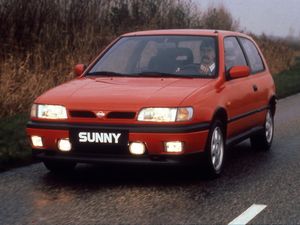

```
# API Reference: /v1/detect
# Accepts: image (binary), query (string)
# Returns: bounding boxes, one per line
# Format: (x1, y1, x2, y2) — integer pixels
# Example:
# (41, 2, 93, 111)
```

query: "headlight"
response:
(31, 104, 68, 119)
(137, 107, 193, 122)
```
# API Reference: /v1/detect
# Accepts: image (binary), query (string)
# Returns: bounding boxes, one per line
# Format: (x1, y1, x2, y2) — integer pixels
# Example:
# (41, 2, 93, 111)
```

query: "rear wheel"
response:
(202, 120, 226, 178)
(43, 160, 76, 173)
(250, 109, 274, 151)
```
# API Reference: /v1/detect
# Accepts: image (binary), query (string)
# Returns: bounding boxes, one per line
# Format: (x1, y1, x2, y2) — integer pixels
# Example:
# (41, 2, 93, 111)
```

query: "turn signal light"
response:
(164, 141, 183, 153)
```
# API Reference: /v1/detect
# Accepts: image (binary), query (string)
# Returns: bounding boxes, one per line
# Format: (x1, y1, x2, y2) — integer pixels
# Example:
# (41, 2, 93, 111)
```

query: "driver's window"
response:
(224, 37, 247, 71)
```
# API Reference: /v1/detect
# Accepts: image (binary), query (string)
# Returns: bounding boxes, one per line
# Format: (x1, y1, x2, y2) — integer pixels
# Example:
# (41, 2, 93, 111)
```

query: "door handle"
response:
(253, 84, 258, 92)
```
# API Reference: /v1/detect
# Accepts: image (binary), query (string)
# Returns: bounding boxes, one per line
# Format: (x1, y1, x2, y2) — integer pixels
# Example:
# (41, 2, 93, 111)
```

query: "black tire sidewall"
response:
(265, 110, 274, 147)
(250, 109, 274, 151)
(204, 120, 226, 176)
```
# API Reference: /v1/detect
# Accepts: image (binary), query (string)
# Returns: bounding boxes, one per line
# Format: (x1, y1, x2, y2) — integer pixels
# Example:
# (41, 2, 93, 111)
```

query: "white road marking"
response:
(228, 204, 267, 225)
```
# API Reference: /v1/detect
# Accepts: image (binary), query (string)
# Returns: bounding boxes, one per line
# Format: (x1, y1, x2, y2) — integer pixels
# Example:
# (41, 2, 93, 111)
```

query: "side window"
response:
(239, 38, 265, 73)
(224, 37, 247, 71)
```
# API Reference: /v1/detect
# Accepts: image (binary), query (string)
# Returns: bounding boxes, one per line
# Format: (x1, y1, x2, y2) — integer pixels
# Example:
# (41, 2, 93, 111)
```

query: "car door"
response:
(238, 37, 269, 127)
(223, 36, 256, 138)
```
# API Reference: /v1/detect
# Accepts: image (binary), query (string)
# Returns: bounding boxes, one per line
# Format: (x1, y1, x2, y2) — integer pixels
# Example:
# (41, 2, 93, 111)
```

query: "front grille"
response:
(69, 111, 96, 118)
(107, 112, 136, 119)
(69, 110, 136, 119)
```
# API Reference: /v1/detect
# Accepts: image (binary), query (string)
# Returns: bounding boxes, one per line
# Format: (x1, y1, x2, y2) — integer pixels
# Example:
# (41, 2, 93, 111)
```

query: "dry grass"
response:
(1, 52, 73, 116)
(0, 0, 296, 118)
(253, 34, 295, 74)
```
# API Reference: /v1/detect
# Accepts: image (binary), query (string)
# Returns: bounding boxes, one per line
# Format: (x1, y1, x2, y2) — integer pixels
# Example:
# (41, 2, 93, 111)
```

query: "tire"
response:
(202, 120, 226, 178)
(43, 160, 76, 173)
(250, 109, 274, 151)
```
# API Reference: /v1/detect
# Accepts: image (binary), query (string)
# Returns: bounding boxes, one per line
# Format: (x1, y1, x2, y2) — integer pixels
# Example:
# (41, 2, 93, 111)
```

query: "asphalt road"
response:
(1, 94, 300, 225)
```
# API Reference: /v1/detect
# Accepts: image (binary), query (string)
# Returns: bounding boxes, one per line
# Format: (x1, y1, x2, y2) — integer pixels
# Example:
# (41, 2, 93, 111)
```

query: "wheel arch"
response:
(211, 107, 228, 136)
(269, 95, 277, 116)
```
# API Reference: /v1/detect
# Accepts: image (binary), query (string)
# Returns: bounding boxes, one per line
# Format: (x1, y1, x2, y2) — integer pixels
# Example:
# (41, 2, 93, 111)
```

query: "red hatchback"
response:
(27, 29, 276, 177)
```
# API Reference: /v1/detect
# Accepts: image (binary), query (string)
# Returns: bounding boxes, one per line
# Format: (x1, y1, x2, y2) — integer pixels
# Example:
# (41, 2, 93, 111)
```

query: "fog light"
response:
(129, 142, 146, 155)
(31, 136, 43, 147)
(165, 141, 183, 153)
(58, 138, 72, 151)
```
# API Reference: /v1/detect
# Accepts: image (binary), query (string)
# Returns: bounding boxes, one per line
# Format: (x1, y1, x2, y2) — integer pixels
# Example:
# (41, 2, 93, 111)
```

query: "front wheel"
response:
(43, 160, 76, 173)
(250, 109, 274, 151)
(202, 120, 226, 177)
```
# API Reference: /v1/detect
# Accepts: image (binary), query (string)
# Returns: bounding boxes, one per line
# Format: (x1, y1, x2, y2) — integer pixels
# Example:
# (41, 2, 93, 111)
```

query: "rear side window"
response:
(224, 37, 247, 71)
(239, 38, 265, 73)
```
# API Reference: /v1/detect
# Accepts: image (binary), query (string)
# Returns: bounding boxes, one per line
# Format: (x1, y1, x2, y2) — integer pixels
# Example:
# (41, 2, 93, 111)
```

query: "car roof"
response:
(122, 29, 249, 38)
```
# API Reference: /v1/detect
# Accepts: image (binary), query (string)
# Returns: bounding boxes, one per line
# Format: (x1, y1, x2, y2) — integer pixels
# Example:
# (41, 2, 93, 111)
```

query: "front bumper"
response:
(27, 121, 210, 164)
(32, 150, 205, 166)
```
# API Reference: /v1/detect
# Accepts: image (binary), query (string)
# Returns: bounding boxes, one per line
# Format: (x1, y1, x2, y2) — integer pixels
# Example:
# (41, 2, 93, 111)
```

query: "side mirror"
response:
(74, 64, 86, 77)
(229, 66, 250, 79)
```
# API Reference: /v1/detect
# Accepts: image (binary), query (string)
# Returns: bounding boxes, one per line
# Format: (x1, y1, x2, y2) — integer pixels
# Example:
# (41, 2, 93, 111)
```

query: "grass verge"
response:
(0, 60, 299, 171)
(274, 57, 300, 98)
(0, 114, 32, 171)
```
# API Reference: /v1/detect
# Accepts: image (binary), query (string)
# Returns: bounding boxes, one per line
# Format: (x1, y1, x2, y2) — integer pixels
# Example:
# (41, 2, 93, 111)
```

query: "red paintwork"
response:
(34, 77, 213, 120)
(26, 29, 276, 159)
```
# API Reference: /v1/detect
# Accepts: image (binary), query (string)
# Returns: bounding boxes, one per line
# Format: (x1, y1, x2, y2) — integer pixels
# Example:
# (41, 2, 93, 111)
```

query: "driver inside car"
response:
(199, 40, 216, 76)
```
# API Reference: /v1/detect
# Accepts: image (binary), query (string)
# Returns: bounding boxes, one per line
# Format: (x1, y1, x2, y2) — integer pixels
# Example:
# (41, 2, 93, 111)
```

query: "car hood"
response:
(36, 77, 213, 111)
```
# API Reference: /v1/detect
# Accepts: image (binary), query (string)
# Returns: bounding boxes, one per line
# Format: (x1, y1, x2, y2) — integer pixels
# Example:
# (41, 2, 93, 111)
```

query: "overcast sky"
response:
(193, 0, 300, 38)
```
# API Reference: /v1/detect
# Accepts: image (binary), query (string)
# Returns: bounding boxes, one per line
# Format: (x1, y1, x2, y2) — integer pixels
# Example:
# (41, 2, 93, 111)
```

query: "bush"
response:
(201, 5, 239, 31)
(253, 34, 295, 74)
(0, 114, 32, 170)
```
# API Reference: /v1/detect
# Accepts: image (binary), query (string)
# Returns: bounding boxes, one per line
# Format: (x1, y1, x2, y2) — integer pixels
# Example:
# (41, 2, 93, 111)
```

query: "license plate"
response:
(70, 129, 128, 148)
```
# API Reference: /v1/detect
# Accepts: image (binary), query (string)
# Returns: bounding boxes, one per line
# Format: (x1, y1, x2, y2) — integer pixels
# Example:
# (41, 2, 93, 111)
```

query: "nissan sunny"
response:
(26, 29, 276, 177)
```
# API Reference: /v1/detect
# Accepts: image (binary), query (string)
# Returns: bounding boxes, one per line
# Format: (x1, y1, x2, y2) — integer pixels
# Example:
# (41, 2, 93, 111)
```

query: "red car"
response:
(26, 29, 276, 177)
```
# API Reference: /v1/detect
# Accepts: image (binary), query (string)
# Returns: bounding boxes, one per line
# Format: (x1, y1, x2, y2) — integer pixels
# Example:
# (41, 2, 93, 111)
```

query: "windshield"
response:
(87, 35, 218, 78)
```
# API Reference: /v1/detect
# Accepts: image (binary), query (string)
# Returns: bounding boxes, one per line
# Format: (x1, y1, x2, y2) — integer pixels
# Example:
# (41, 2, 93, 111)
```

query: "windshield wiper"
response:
(86, 71, 128, 76)
(87, 71, 196, 78)
(134, 71, 196, 78)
